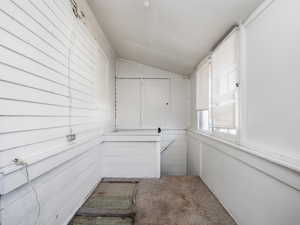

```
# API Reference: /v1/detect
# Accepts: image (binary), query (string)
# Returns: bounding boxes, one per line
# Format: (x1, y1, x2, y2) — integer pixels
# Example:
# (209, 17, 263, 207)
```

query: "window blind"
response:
(211, 29, 239, 129)
(196, 61, 210, 111)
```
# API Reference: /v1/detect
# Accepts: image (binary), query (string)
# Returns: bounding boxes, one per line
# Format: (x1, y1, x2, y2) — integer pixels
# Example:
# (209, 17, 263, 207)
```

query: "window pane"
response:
(197, 110, 209, 131)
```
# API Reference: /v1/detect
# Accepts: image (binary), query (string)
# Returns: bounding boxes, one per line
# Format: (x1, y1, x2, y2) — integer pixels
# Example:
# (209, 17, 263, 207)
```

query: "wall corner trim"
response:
(243, 0, 276, 27)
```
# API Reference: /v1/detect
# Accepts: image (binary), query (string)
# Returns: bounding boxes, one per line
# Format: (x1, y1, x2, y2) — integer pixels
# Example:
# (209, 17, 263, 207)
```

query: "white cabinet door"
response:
(168, 79, 188, 129)
(116, 79, 141, 129)
(142, 79, 170, 129)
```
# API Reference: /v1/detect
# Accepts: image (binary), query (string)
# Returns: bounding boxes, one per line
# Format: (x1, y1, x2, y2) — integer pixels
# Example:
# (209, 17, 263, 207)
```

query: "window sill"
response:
(189, 129, 300, 175)
(195, 129, 237, 143)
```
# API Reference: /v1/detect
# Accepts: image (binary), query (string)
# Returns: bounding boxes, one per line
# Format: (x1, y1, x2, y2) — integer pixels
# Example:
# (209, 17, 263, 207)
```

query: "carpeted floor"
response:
(135, 176, 237, 225)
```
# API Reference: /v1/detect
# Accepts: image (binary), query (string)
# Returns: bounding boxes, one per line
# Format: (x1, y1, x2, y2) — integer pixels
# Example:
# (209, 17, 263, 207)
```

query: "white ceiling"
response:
(87, 0, 264, 75)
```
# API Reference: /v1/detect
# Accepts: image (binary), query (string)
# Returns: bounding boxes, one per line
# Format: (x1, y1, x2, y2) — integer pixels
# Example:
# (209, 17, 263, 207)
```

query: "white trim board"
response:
(243, 0, 276, 27)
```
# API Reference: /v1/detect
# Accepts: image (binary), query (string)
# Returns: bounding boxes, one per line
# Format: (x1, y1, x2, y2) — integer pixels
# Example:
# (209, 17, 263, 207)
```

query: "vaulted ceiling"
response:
(87, 0, 264, 75)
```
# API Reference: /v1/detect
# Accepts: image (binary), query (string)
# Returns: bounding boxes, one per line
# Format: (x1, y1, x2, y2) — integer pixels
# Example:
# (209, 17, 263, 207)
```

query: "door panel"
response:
(142, 79, 170, 129)
(116, 79, 141, 129)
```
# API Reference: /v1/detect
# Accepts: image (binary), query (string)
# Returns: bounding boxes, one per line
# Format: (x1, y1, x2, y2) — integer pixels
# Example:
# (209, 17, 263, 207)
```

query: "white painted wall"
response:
(161, 130, 187, 176)
(187, 134, 201, 176)
(242, 0, 300, 158)
(0, 1, 116, 225)
(187, 0, 300, 225)
(142, 79, 170, 129)
(187, 131, 300, 225)
(101, 131, 160, 178)
(116, 79, 141, 129)
(116, 59, 189, 175)
(116, 58, 189, 130)
(101, 139, 160, 178)
(189, 70, 198, 130)
(117, 58, 185, 79)
(116, 78, 171, 129)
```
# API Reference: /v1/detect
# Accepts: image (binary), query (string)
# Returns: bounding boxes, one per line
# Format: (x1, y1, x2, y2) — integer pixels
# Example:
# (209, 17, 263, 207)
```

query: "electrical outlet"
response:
(66, 133, 76, 142)
(12, 158, 27, 166)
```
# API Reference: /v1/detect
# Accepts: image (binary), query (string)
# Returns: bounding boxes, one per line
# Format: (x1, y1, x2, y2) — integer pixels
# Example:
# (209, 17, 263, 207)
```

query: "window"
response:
(211, 29, 239, 137)
(195, 28, 239, 141)
(197, 110, 209, 131)
(196, 60, 211, 132)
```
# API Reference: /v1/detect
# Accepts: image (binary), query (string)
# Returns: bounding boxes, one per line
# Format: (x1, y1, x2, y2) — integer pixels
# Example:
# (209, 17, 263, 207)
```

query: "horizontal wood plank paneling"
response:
(0, 0, 111, 169)
(0, 130, 102, 168)
(0, 80, 69, 106)
(1, 145, 101, 225)
(0, 63, 68, 96)
(0, 1, 114, 225)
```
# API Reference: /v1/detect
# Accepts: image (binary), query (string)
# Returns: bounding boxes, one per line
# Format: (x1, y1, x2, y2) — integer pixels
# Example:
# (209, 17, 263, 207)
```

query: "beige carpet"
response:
(135, 176, 237, 225)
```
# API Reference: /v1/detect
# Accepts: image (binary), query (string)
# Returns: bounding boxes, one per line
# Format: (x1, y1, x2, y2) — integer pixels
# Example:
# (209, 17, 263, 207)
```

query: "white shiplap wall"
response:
(0, 0, 109, 171)
(0, 0, 115, 225)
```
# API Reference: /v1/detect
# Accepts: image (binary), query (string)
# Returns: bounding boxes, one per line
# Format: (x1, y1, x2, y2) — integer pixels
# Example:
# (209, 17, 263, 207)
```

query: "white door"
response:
(116, 79, 141, 129)
(142, 79, 170, 129)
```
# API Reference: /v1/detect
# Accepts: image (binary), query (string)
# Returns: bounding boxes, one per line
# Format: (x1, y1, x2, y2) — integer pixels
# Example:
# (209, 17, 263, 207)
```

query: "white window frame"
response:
(197, 109, 210, 131)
